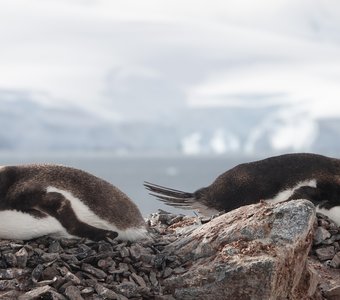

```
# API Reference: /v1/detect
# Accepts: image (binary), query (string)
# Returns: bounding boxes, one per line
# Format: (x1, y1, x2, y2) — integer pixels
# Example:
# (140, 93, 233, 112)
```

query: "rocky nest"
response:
(312, 213, 340, 267)
(0, 209, 339, 300)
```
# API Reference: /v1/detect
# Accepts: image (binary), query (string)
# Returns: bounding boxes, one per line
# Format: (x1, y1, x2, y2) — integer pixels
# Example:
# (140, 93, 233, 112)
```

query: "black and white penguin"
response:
(0, 164, 148, 241)
(144, 153, 340, 225)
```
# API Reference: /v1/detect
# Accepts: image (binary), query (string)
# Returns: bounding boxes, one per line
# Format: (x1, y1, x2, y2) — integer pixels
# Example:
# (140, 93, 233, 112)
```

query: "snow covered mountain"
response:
(1, 97, 340, 156)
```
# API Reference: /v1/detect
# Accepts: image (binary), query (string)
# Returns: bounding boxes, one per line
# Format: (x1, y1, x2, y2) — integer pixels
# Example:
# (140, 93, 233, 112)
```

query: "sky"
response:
(1, 0, 340, 154)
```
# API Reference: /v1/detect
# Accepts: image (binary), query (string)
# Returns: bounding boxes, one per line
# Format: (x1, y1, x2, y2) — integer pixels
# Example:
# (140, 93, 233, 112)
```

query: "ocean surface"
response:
(0, 153, 259, 217)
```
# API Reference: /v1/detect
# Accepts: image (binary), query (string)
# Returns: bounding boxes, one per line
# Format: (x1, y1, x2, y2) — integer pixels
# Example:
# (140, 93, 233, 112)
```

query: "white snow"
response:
(210, 130, 227, 154)
(209, 129, 240, 154)
(245, 108, 320, 154)
(181, 132, 202, 155)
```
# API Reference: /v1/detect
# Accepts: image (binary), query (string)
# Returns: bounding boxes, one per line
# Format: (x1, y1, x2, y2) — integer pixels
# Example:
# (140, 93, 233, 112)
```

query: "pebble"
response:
(315, 246, 335, 261)
(131, 272, 147, 287)
(48, 241, 61, 253)
(323, 285, 340, 300)
(94, 283, 118, 299)
(31, 264, 44, 283)
(313, 226, 331, 245)
(81, 263, 107, 280)
(330, 252, 340, 268)
(313, 213, 340, 266)
(17, 285, 54, 300)
(0, 268, 29, 280)
(15, 248, 28, 268)
(3, 252, 17, 268)
(64, 285, 84, 300)
(149, 271, 158, 287)
(42, 252, 60, 262)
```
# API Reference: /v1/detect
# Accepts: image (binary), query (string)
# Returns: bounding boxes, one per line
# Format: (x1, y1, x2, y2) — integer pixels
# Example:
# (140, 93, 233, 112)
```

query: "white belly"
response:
(266, 179, 317, 204)
(262, 179, 340, 226)
(0, 210, 74, 240)
(316, 206, 340, 226)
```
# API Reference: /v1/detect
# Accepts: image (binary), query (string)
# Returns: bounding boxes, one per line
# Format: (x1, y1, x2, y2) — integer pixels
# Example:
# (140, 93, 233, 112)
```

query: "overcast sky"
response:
(1, 0, 340, 122)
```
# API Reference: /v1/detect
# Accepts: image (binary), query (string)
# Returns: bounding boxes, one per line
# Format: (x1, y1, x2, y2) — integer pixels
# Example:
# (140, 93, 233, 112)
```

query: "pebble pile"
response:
(0, 210, 193, 300)
(312, 213, 340, 268)
(0, 209, 339, 299)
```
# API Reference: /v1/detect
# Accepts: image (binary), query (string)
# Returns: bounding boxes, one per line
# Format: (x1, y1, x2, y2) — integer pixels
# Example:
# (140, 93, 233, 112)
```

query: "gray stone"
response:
(114, 282, 139, 298)
(18, 285, 53, 300)
(313, 227, 331, 245)
(46, 290, 67, 300)
(31, 264, 43, 283)
(97, 257, 114, 269)
(131, 272, 147, 287)
(80, 287, 94, 295)
(149, 271, 158, 287)
(163, 267, 173, 278)
(323, 285, 340, 300)
(41, 252, 60, 262)
(0, 279, 20, 291)
(95, 283, 118, 299)
(330, 252, 340, 268)
(173, 267, 186, 274)
(328, 222, 339, 235)
(129, 244, 142, 260)
(0, 268, 28, 279)
(81, 263, 107, 279)
(3, 252, 17, 267)
(48, 241, 61, 253)
(321, 235, 336, 245)
(15, 248, 28, 268)
(154, 295, 176, 300)
(42, 266, 59, 281)
(315, 246, 335, 261)
(0, 290, 22, 299)
(163, 200, 316, 299)
(58, 267, 81, 285)
(120, 247, 130, 258)
(98, 242, 113, 253)
(64, 286, 84, 300)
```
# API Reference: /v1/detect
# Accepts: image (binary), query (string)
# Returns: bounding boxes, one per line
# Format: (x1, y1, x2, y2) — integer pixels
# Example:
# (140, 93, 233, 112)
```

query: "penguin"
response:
(144, 153, 340, 225)
(0, 164, 148, 241)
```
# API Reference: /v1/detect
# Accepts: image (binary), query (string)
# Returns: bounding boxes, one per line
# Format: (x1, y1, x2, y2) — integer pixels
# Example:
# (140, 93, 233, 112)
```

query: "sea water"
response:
(0, 153, 257, 216)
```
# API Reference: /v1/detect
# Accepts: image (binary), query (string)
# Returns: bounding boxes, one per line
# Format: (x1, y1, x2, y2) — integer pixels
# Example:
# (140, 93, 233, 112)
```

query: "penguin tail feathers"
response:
(143, 181, 196, 210)
(144, 182, 218, 216)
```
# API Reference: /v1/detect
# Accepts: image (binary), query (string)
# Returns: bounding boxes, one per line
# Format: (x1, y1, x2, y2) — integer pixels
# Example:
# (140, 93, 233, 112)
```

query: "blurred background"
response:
(1, 0, 340, 215)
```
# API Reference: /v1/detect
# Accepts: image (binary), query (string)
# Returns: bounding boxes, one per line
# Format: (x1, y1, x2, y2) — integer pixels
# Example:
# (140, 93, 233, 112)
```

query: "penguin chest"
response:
(316, 206, 340, 226)
(266, 179, 317, 204)
(0, 210, 73, 240)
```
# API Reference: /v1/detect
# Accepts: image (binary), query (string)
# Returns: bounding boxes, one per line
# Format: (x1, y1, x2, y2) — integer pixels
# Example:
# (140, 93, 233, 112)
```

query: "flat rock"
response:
(315, 246, 335, 261)
(64, 285, 84, 300)
(323, 285, 340, 300)
(314, 227, 331, 245)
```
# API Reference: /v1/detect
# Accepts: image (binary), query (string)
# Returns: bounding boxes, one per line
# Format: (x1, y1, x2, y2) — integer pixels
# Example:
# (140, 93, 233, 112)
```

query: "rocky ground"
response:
(0, 207, 339, 299)
(309, 213, 340, 300)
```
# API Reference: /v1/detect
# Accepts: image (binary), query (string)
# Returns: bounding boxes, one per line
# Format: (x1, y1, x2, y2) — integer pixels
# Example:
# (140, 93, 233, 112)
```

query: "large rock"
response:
(162, 200, 317, 299)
